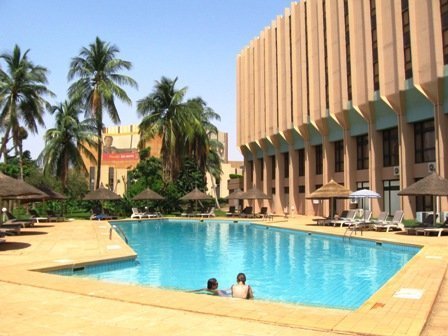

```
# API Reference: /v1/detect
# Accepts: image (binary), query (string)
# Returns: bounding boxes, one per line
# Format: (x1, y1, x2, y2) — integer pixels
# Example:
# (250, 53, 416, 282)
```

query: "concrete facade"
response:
(237, 0, 448, 219)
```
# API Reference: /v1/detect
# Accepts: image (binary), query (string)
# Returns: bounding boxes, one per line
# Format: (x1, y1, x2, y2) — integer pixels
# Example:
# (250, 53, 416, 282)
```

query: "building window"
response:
(402, 0, 413, 79)
(415, 178, 434, 212)
(383, 180, 400, 215)
(108, 167, 114, 191)
(442, 0, 448, 64)
(414, 120, 435, 163)
(298, 149, 305, 176)
(271, 187, 276, 195)
(315, 145, 323, 175)
(89, 167, 95, 191)
(383, 127, 399, 167)
(334, 140, 344, 173)
(356, 135, 369, 170)
(271, 156, 276, 179)
(284, 186, 289, 194)
(298, 185, 305, 193)
(259, 158, 264, 181)
(284, 153, 289, 178)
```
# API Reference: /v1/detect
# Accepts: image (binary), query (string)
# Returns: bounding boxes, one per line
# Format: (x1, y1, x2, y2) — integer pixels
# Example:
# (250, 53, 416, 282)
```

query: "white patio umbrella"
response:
(349, 189, 381, 221)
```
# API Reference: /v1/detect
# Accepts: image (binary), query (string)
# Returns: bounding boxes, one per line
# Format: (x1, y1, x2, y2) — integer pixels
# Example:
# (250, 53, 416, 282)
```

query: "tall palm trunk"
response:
(0, 127, 11, 162)
(96, 124, 102, 190)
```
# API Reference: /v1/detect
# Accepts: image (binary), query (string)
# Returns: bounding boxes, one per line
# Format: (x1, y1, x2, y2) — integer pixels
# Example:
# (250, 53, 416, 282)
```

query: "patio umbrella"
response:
(349, 189, 381, 221)
(84, 185, 122, 201)
(12, 185, 67, 202)
(0, 172, 48, 199)
(307, 179, 352, 218)
(180, 187, 213, 213)
(133, 188, 165, 201)
(226, 188, 244, 200)
(398, 172, 448, 226)
(84, 185, 121, 214)
(240, 187, 271, 200)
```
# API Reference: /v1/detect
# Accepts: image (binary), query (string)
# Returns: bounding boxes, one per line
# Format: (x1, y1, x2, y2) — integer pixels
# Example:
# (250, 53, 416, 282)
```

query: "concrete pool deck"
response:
(0, 216, 447, 335)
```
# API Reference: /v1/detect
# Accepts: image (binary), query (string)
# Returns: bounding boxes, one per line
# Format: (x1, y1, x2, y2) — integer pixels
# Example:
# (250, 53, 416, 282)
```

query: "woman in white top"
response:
(231, 273, 254, 299)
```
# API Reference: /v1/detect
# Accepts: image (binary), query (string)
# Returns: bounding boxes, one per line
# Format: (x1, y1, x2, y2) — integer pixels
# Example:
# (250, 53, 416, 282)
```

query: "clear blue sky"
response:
(0, 0, 294, 160)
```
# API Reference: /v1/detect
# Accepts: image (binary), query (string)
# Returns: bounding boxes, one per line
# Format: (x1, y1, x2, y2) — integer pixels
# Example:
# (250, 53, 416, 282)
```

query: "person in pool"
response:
(192, 278, 228, 296)
(231, 273, 254, 299)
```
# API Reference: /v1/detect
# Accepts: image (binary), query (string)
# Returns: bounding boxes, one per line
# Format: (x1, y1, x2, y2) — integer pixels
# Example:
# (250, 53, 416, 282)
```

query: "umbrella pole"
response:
(433, 195, 437, 226)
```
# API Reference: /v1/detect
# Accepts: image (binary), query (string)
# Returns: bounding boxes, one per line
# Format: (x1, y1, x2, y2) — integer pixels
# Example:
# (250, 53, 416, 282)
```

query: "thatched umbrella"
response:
(84, 185, 121, 215)
(133, 188, 164, 200)
(180, 187, 213, 213)
(307, 179, 352, 218)
(0, 172, 48, 199)
(398, 172, 448, 226)
(240, 187, 271, 200)
(226, 188, 244, 200)
(84, 185, 121, 201)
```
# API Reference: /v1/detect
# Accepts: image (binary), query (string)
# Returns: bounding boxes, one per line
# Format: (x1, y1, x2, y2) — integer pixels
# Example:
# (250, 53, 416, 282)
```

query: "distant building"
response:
(86, 125, 243, 197)
(237, 1, 448, 219)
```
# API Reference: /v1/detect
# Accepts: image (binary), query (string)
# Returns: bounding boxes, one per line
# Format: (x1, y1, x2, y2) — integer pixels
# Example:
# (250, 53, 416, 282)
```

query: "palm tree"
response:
(0, 45, 53, 179)
(68, 37, 137, 189)
(186, 97, 221, 174)
(137, 77, 197, 182)
(39, 100, 97, 191)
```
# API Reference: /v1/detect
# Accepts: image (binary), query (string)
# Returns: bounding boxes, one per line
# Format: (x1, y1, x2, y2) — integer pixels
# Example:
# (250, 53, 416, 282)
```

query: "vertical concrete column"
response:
(368, 118, 383, 215)
(262, 147, 273, 212)
(289, 144, 299, 216)
(304, 140, 315, 215)
(243, 153, 251, 209)
(344, 128, 356, 210)
(321, 135, 332, 217)
(435, 98, 448, 211)
(274, 149, 284, 215)
(398, 112, 415, 219)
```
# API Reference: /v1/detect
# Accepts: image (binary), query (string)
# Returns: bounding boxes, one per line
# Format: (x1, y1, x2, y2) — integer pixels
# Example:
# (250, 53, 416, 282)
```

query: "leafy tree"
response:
(39, 99, 97, 191)
(0, 45, 53, 179)
(137, 77, 197, 182)
(68, 37, 137, 189)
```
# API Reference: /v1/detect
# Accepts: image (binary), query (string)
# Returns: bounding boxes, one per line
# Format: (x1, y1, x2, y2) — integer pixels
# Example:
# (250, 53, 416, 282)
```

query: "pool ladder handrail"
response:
(110, 225, 128, 244)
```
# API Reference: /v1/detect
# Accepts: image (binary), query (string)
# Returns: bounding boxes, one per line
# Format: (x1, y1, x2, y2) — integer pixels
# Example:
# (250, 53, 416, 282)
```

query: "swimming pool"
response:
(54, 219, 419, 309)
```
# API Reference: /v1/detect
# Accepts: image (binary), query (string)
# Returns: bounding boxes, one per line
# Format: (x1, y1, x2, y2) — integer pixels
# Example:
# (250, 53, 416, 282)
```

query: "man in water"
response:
(192, 278, 228, 296)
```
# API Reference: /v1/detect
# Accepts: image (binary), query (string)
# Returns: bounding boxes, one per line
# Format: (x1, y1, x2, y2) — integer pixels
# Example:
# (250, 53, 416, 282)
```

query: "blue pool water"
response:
(54, 219, 419, 309)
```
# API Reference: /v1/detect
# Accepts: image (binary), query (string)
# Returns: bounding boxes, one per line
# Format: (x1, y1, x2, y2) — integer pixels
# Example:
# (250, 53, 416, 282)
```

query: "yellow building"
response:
(237, 0, 448, 219)
(88, 126, 242, 198)
(87, 124, 162, 195)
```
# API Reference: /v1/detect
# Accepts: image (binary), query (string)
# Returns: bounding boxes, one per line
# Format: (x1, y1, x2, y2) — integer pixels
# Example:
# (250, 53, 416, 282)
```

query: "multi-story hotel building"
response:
(237, 0, 448, 219)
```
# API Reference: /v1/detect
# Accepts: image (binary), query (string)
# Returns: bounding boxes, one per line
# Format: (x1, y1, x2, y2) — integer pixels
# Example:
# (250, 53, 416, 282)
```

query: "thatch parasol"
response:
(398, 172, 448, 226)
(133, 188, 164, 200)
(84, 185, 122, 201)
(307, 179, 352, 218)
(13, 185, 67, 202)
(240, 187, 271, 200)
(0, 172, 48, 199)
(180, 187, 212, 213)
(180, 188, 213, 201)
(226, 188, 244, 200)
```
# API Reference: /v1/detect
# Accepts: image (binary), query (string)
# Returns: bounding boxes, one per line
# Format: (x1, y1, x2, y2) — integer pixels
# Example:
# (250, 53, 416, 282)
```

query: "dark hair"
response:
(236, 273, 246, 283)
(207, 278, 218, 289)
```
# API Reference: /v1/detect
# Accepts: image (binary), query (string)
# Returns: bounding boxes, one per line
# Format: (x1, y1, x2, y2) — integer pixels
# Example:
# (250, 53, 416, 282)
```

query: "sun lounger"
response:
(405, 214, 438, 235)
(331, 210, 357, 227)
(46, 210, 65, 222)
(28, 209, 49, 223)
(255, 207, 268, 219)
(200, 207, 215, 218)
(226, 206, 237, 217)
(2, 210, 34, 228)
(130, 207, 147, 219)
(239, 206, 253, 218)
(373, 210, 404, 232)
